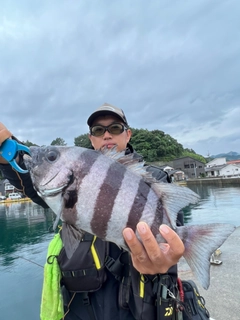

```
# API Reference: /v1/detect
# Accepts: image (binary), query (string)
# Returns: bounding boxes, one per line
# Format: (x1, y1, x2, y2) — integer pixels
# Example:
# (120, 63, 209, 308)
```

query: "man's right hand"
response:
(0, 122, 12, 163)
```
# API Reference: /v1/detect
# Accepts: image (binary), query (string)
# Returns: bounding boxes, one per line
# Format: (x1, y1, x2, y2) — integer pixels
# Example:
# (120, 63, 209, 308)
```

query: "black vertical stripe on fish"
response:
(62, 150, 100, 225)
(126, 178, 151, 231)
(78, 150, 101, 179)
(150, 200, 165, 238)
(90, 161, 127, 239)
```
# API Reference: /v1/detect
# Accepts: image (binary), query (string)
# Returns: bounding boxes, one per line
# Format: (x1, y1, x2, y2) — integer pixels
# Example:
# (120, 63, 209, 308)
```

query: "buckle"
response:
(83, 296, 90, 306)
(105, 256, 116, 269)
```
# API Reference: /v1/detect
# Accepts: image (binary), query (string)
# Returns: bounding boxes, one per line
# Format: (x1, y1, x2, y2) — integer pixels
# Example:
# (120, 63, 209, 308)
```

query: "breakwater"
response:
(186, 177, 240, 186)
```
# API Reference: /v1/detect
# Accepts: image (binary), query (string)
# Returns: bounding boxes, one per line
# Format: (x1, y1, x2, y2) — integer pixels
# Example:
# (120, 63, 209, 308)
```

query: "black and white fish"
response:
(24, 146, 235, 289)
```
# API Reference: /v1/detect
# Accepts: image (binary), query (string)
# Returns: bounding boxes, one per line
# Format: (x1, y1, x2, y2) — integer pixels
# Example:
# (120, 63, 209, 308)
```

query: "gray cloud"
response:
(0, 0, 240, 156)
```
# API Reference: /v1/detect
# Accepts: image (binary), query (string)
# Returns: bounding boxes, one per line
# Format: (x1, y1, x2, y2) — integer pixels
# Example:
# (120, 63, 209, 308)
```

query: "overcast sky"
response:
(1, 0, 240, 156)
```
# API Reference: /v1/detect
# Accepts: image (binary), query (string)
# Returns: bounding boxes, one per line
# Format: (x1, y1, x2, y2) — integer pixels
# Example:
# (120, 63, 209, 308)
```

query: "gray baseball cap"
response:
(87, 103, 129, 127)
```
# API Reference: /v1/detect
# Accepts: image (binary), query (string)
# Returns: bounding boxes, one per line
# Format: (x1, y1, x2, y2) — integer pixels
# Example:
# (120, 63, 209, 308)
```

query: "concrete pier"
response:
(178, 227, 240, 320)
(186, 177, 240, 186)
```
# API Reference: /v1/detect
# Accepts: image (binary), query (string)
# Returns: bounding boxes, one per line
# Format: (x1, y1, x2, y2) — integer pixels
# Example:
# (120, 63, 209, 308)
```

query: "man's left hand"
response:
(122, 222, 184, 274)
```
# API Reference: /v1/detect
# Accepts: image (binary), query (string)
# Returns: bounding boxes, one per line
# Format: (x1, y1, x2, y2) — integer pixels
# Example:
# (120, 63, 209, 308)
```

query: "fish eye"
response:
(46, 149, 59, 163)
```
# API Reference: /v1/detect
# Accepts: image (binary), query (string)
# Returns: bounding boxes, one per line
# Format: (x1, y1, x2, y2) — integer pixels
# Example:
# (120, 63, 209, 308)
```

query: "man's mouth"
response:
(103, 143, 116, 149)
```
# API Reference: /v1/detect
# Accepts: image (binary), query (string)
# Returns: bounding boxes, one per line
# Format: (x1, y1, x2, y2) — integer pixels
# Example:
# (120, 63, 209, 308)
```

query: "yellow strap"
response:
(140, 274, 145, 298)
(91, 235, 101, 270)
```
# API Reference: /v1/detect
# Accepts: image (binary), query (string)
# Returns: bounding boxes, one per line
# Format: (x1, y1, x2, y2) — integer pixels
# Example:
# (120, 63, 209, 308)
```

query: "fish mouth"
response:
(38, 171, 74, 197)
(39, 185, 67, 197)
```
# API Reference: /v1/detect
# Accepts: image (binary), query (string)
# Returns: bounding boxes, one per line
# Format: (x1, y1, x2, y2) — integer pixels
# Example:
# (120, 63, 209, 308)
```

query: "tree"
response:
(181, 150, 207, 164)
(74, 134, 92, 148)
(130, 128, 184, 162)
(51, 138, 67, 146)
(22, 140, 38, 147)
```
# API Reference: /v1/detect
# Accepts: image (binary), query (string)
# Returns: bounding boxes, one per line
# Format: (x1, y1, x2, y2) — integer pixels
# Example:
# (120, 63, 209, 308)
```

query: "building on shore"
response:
(171, 156, 205, 179)
(205, 157, 240, 178)
(205, 163, 240, 178)
(1, 179, 20, 195)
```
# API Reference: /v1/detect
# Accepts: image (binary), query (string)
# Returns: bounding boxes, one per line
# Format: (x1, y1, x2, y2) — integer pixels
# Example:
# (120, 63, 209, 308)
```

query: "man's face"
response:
(89, 115, 132, 152)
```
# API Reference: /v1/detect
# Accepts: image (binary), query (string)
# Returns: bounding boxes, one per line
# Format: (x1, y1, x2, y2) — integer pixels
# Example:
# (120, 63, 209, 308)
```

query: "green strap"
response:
(40, 233, 64, 320)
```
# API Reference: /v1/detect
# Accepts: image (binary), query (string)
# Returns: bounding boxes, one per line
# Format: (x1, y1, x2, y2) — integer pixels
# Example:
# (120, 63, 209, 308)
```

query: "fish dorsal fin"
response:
(99, 146, 126, 160)
(100, 146, 155, 182)
(151, 182, 200, 228)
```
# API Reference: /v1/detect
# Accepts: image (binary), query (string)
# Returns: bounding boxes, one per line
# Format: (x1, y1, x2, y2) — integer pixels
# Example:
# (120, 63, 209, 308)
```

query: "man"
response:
(0, 103, 184, 319)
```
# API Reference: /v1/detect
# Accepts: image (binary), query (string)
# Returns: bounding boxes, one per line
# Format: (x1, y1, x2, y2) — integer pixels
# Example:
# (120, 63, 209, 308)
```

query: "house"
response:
(168, 169, 185, 181)
(227, 159, 240, 165)
(3, 179, 18, 195)
(205, 163, 240, 178)
(220, 164, 240, 177)
(205, 157, 240, 177)
(206, 157, 226, 168)
(172, 157, 205, 179)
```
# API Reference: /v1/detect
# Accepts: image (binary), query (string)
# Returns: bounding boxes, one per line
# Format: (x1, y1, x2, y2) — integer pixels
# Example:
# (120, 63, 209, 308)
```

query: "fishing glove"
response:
(0, 122, 12, 145)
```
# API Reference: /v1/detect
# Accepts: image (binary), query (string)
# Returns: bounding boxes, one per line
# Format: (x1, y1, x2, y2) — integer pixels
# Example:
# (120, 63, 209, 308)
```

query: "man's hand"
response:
(122, 222, 184, 274)
(0, 122, 12, 163)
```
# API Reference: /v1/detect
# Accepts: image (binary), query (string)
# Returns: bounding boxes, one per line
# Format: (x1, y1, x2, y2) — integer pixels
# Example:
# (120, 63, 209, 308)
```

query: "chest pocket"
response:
(57, 233, 108, 292)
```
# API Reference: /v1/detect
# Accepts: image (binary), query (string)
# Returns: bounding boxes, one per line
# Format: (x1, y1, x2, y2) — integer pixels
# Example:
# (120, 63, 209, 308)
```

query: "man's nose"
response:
(103, 130, 112, 138)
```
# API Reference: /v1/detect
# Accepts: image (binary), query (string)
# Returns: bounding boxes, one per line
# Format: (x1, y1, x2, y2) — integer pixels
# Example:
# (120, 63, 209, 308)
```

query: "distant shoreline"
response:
(0, 198, 32, 204)
(186, 177, 240, 185)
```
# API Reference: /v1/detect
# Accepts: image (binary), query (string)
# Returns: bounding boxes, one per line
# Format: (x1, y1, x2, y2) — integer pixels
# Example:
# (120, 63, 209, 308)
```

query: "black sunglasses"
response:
(90, 123, 128, 137)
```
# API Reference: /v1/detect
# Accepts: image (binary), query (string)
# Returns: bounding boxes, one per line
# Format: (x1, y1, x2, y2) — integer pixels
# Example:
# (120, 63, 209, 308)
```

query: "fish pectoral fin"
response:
(61, 223, 84, 259)
(178, 223, 235, 289)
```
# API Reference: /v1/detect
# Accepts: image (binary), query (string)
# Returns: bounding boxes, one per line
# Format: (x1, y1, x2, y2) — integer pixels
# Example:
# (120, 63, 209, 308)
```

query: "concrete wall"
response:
(186, 177, 240, 186)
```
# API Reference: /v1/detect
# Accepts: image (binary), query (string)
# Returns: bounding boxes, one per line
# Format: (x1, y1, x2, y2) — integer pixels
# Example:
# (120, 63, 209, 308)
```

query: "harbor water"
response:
(0, 184, 239, 320)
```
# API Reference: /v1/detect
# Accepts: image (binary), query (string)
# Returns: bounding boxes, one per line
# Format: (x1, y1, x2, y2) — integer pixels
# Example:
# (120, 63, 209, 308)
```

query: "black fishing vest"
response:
(57, 232, 181, 320)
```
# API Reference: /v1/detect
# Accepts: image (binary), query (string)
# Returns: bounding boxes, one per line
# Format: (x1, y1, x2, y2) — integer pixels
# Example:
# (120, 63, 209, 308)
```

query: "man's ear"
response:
(126, 129, 132, 142)
(88, 133, 94, 148)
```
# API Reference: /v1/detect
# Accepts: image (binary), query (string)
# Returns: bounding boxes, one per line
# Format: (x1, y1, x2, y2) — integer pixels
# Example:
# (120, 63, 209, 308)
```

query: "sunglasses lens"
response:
(90, 123, 125, 136)
(91, 126, 105, 136)
(108, 123, 124, 134)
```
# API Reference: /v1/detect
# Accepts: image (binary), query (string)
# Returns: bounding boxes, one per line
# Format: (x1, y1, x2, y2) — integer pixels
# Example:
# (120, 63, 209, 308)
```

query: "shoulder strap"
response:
(81, 292, 96, 320)
(105, 251, 130, 281)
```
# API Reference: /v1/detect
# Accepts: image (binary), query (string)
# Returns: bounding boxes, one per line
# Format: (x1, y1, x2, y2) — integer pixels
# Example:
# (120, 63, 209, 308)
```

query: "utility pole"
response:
(194, 162, 197, 178)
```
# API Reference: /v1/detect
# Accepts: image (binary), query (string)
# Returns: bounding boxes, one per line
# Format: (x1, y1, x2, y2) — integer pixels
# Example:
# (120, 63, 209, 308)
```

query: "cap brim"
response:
(87, 110, 127, 127)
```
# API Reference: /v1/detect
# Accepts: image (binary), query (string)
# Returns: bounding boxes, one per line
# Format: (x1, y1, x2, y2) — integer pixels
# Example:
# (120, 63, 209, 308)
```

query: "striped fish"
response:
(24, 146, 235, 289)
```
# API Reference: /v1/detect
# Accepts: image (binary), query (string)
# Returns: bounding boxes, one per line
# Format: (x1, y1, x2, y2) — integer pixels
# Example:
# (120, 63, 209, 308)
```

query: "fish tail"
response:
(177, 223, 235, 289)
